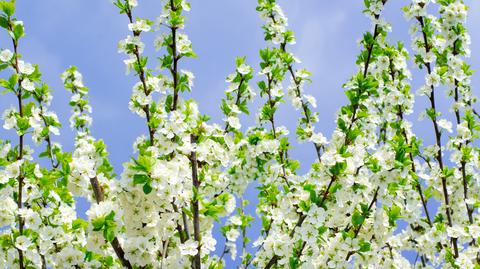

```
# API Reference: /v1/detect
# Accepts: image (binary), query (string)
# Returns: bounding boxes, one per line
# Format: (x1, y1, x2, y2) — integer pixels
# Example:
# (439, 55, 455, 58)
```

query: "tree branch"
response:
(190, 134, 201, 269)
(90, 176, 133, 269)
(417, 16, 458, 257)
(125, 5, 155, 145)
(10, 21, 26, 269)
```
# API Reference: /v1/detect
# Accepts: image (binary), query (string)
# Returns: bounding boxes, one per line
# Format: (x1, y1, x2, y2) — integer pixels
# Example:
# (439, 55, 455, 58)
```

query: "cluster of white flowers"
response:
(259, 1, 327, 154)
(62, 66, 129, 268)
(403, 0, 480, 267)
(0, 7, 92, 268)
(112, 0, 256, 267)
(221, 57, 254, 132)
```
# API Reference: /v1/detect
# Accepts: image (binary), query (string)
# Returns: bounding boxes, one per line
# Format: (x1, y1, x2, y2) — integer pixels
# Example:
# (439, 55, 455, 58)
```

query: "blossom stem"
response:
(316, 0, 385, 224)
(271, 11, 321, 160)
(323, 10, 383, 201)
(218, 239, 229, 261)
(172, 202, 189, 243)
(169, 0, 181, 111)
(31, 91, 60, 168)
(65, 79, 134, 268)
(36, 245, 47, 269)
(450, 41, 478, 253)
(12, 36, 52, 269)
(9, 21, 26, 269)
(302, 3, 388, 264)
(255, 71, 295, 266)
(266, 74, 290, 187)
(240, 204, 248, 268)
(345, 187, 380, 261)
(417, 16, 458, 257)
(224, 76, 245, 133)
(190, 134, 201, 269)
(88, 175, 133, 268)
(388, 58, 432, 226)
(451, 44, 475, 228)
(159, 239, 169, 269)
(125, 5, 155, 145)
(286, 64, 322, 160)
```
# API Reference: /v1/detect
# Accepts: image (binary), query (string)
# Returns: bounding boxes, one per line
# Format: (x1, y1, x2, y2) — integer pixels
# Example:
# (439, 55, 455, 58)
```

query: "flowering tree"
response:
(0, 0, 479, 268)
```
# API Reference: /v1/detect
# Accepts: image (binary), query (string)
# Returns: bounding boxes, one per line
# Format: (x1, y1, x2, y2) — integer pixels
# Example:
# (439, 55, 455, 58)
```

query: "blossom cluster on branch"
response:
(0, 0, 479, 268)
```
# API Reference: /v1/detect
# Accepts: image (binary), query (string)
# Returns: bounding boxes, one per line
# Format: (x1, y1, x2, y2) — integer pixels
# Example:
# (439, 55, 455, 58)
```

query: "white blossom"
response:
(438, 119, 453, 133)
(179, 240, 199, 256)
(0, 49, 13, 62)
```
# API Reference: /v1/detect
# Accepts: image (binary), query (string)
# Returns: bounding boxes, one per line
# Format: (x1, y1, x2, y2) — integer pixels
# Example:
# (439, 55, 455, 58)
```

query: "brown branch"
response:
(417, 16, 458, 257)
(168, 0, 180, 111)
(387, 58, 432, 226)
(36, 245, 47, 269)
(172, 202, 189, 243)
(224, 76, 246, 133)
(125, 5, 155, 145)
(272, 11, 321, 160)
(90, 177, 105, 204)
(451, 43, 475, 227)
(345, 187, 380, 261)
(9, 21, 26, 269)
(90, 176, 133, 269)
(449, 40, 478, 252)
(286, 64, 322, 160)
(265, 74, 290, 187)
(320, 16, 381, 208)
(190, 134, 201, 269)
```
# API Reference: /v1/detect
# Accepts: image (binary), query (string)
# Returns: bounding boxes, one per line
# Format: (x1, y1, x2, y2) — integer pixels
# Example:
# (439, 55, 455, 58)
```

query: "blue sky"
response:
(1, 0, 479, 266)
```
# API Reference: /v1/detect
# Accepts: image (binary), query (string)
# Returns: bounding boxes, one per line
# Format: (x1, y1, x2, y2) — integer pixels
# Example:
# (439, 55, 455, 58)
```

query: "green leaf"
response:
(16, 117, 30, 133)
(7, 73, 17, 89)
(131, 155, 153, 173)
(72, 219, 87, 230)
(0, 2, 15, 17)
(92, 218, 105, 231)
(358, 241, 371, 252)
(133, 174, 149, 185)
(364, 0, 372, 7)
(386, 204, 402, 226)
(289, 256, 300, 269)
(352, 211, 365, 227)
(104, 227, 115, 242)
(143, 183, 153, 194)
(104, 256, 114, 266)
(113, 0, 126, 13)
(257, 81, 266, 92)
(329, 161, 346, 177)
(165, 94, 173, 112)
(13, 22, 24, 40)
(235, 56, 245, 67)
(0, 15, 7, 29)
(105, 211, 115, 221)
